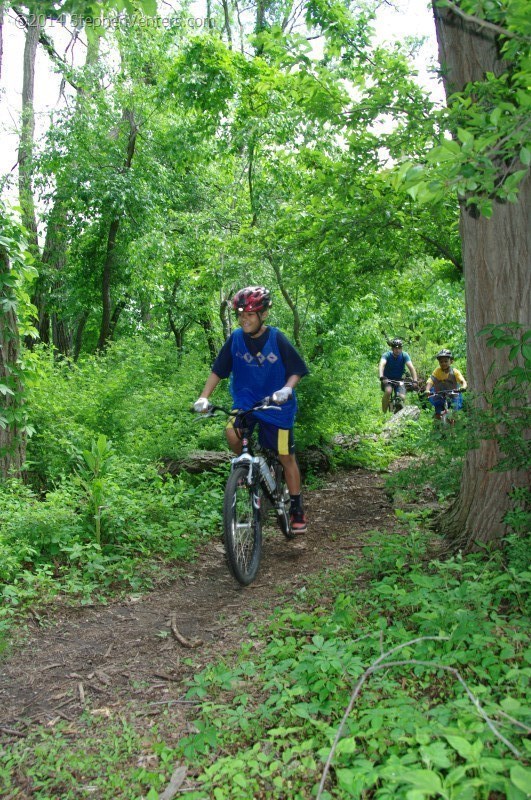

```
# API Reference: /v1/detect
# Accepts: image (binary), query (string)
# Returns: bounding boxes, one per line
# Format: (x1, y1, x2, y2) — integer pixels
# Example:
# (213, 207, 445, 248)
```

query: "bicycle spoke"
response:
(223, 466, 262, 585)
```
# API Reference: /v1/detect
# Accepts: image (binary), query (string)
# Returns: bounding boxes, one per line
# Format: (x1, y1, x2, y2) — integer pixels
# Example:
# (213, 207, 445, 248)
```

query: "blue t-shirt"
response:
(382, 350, 411, 380)
(213, 328, 308, 380)
(212, 327, 308, 428)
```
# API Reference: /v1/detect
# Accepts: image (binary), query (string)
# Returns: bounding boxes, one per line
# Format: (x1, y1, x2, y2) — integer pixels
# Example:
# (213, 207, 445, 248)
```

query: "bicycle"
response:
(426, 388, 465, 425)
(194, 398, 294, 586)
(383, 379, 417, 413)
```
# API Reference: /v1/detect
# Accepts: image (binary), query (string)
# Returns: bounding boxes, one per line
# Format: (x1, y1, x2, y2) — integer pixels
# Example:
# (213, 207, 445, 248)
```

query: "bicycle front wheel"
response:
(223, 465, 262, 585)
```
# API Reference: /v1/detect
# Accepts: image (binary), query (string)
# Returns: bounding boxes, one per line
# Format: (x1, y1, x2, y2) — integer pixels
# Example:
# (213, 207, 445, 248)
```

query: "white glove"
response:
(272, 386, 293, 405)
(194, 397, 210, 413)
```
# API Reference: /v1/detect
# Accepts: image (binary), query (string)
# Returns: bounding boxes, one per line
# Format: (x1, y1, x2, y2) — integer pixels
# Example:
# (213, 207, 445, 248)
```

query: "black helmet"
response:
(388, 338, 403, 348)
(232, 286, 272, 314)
(436, 349, 453, 359)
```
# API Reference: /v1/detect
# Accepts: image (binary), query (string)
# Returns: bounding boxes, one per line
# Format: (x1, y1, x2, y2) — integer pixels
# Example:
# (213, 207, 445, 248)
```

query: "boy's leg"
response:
(225, 424, 242, 454)
(428, 395, 444, 418)
(225, 411, 256, 454)
(278, 453, 301, 495)
(259, 423, 307, 533)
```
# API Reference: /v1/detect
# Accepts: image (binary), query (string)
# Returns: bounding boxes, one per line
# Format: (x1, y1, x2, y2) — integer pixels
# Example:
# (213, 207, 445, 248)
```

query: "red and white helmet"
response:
(232, 286, 272, 314)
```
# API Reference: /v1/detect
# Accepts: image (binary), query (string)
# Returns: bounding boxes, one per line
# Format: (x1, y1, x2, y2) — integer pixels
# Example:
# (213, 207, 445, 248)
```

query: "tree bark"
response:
(266, 253, 302, 350)
(0, 245, 26, 479)
(198, 317, 218, 363)
(73, 310, 89, 362)
(432, 1, 531, 550)
(19, 14, 42, 345)
(96, 110, 137, 351)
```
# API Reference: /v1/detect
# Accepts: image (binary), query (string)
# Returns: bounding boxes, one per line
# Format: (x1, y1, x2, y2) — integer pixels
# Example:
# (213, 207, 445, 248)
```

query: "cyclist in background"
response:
(378, 338, 418, 412)
(193, 286, 309, 533)
(423, 349, 467, 419)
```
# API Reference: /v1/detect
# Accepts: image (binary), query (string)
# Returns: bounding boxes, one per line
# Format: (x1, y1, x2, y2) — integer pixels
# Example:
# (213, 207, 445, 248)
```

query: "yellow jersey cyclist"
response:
(424, 349, 467, 418)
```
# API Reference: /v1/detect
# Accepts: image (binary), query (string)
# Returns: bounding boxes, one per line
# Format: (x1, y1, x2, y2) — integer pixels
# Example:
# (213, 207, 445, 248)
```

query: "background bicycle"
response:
(426, 388, 466, 425)
(383, 379, 417, 413)
(194, 399, 293, 586)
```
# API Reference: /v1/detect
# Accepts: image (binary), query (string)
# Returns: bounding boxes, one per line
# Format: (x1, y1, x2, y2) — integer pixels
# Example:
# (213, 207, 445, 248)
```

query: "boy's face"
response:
(237, 309, 268, 337)
(437, 357, 451, 370)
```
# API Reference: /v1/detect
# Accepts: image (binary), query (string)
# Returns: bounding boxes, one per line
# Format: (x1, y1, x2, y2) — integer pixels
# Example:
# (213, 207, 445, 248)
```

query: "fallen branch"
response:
(159, 765, 187, 800)
(170, 613, 203, 648)
(0, 726, 25, 738)
(317, 635, 521, 799)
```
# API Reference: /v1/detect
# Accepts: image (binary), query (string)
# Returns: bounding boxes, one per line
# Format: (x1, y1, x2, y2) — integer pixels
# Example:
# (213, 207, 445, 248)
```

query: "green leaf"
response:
(510, 764, 531, 794)
(457, 128, 474, 147)
(440, 138, 461, 155)
(504, 169, 529, 191)
(139, 0, 157, 15)
(520, 147, 531, 165)
(400, 769, 444, 794)
(445, 735, 474, 760)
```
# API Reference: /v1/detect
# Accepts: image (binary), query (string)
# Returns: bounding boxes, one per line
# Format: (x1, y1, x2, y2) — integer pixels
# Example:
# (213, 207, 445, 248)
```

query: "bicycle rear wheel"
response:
(223, 465, 262, 585)
(273, 461, 294, 539)
(392, 390, 404, 413)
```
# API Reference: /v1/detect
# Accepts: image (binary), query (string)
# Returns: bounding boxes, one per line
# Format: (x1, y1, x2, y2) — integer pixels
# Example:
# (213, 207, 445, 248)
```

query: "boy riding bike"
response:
(193, 286, 309, 533)
(423, 349, 467, 419)
(378, 338, 418, 413)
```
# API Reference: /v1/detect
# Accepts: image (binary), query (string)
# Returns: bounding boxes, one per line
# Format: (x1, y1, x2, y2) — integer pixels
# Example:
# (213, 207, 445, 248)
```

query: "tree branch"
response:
(317, 634, 522, 799)
(12, 6, 81, 89)
(436, 0, 531, 44)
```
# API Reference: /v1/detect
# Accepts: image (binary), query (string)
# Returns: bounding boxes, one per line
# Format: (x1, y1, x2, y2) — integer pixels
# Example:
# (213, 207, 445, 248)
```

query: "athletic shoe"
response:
(290, 510, 307, 534)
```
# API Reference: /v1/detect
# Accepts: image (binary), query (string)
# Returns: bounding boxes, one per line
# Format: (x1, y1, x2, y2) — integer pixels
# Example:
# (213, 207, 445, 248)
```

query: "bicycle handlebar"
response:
(192, 398, 282, 419)
(428, 388, 465, 397)
(381, 378, 417, 388)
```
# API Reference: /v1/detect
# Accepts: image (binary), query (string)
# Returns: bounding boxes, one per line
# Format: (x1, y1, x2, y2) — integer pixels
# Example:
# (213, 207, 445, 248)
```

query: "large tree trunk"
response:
(0, 245, 26, 478)
(432, 2, 531, 549)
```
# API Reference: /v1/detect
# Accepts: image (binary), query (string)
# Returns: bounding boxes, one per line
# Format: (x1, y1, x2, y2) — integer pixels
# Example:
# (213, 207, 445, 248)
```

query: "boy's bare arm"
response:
(199, 372, 221, 399)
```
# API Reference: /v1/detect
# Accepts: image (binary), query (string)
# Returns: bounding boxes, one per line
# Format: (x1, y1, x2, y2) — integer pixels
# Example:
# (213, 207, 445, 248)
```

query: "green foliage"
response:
(475, 324, 531, 472)
(394, 0, 531, 216)
(0, 338, 229, 616)
(170, 521, 530, 799)
(3, 520, 528, 799)
(0, 204, 38, 462)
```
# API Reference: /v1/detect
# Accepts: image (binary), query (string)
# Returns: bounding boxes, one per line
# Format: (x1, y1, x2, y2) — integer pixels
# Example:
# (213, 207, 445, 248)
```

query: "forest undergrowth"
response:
(0, 491, 529, 799)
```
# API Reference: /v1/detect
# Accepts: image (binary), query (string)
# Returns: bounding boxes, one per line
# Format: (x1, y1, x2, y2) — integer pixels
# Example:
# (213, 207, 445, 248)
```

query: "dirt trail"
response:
(0, 469, 394, 741)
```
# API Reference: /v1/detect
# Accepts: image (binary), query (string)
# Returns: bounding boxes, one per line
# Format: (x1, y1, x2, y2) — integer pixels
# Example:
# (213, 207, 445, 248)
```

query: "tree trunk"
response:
(18, 20, 40, 234)
(108, 297, 128, 340)
(198, 317, 218, 363)
(96, 110, 137, 351)
(266, 253, 302, 350)
(73, 310, 89, 362)
(19, 15, 42, 344)
(42, 31, 102, 357)
(432, 1, 531, 550)
(0, 245, 26, 479)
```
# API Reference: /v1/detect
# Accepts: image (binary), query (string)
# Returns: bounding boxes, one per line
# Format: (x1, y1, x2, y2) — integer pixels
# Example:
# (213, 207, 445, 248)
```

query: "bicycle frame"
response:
(194, 398, 293, 584)
(384, 379, 415, 412)
(429, 389, 462, 424)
